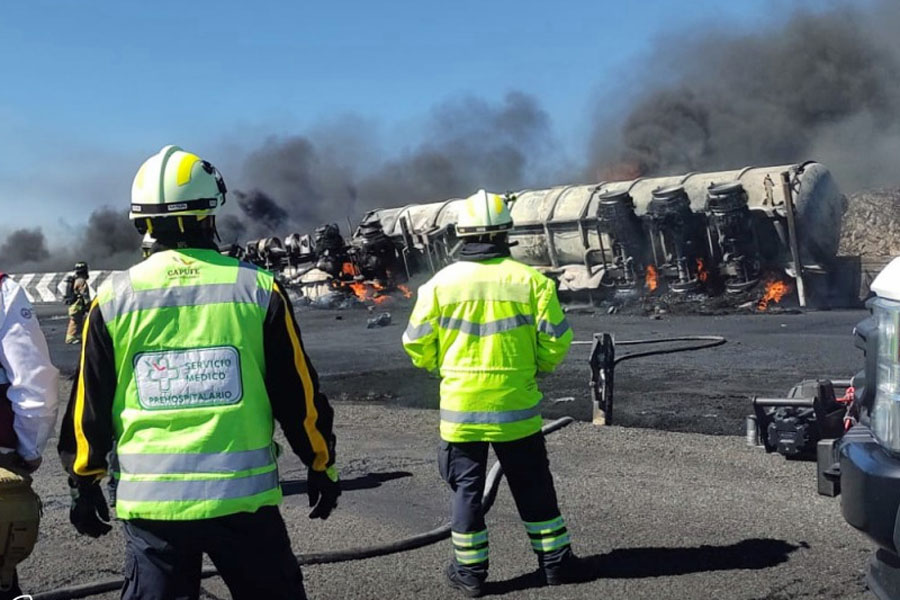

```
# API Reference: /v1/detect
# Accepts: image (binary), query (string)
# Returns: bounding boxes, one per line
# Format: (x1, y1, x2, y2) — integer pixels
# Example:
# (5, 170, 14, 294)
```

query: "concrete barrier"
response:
(5, 271, 116, 304)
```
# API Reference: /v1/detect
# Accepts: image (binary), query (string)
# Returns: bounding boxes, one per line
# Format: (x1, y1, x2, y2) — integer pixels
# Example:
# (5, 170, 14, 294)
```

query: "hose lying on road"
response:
(572, 335, 727, 364)
(33, 416, 576, 600)
(569, 334, 726, 425)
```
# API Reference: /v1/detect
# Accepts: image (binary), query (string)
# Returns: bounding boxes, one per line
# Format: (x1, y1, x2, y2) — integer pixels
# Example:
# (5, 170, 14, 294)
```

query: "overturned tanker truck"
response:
(361, 161, 847, 305)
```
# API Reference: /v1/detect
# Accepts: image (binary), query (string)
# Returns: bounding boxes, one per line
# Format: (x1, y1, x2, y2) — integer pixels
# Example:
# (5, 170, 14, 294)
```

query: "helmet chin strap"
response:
(468, 232, 510, 245)
(135, 215, 217, 241)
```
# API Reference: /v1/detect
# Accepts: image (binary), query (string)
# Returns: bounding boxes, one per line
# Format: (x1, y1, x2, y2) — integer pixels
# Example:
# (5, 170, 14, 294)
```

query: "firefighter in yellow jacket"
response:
(58, 146, 339, 600)
(403, 190, 581, 597)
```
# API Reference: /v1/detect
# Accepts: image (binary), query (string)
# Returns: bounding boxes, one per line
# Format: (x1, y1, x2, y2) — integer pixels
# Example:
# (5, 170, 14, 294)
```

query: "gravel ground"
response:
(19, 303, 874, 599)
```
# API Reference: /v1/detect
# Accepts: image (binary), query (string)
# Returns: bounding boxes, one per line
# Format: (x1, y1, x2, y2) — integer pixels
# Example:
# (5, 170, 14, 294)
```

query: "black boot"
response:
(543, 553, 592, 585)
(445, 563, 485, 598)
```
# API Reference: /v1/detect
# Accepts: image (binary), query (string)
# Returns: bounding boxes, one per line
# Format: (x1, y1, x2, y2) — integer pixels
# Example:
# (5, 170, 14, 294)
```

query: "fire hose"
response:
(575, 334, 727, 426)
(33, 416, 576, 600)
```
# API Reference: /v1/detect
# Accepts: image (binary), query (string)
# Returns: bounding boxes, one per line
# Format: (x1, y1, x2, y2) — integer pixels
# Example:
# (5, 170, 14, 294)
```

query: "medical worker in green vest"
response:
(403, 190, 583, 597)
(58, 145, 339, 600)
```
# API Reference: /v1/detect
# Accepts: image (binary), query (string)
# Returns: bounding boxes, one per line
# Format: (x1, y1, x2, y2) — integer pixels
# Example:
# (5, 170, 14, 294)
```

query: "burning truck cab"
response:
(241, 218, 410, 306)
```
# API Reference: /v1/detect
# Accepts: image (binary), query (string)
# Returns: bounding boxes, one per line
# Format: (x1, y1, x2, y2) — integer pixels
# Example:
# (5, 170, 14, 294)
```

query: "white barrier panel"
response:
(6, 271, 117, 304)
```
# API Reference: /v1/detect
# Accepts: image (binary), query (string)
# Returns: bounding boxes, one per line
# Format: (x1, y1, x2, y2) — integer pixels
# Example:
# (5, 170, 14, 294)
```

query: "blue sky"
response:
(0, 1, 825, 235)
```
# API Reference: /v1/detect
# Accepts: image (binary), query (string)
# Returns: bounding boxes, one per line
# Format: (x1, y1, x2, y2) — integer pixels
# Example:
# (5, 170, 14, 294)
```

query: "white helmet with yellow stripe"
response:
(456, 189, 513, 237)
(130, 145, 227, 233)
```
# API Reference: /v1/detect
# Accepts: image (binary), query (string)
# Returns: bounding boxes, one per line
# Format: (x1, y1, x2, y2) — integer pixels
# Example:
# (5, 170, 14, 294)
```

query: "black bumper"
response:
(869, 550, 900, 600)
(840, 425, 900, 599)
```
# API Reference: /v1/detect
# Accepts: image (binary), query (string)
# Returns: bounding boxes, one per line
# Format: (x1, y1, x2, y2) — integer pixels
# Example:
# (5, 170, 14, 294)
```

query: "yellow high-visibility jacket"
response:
(402, 257, 572, 442)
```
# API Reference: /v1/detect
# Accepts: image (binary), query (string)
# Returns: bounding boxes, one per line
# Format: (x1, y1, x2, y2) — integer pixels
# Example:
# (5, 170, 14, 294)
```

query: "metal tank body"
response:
(365, 162, 844, 292)
(507, 163, 842, 269)
(376, 200, 465, 239)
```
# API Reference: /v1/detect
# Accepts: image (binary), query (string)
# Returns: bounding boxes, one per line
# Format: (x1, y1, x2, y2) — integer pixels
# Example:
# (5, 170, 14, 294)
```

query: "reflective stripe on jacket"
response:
(402, 257, 572, 442)
(96, 249, 280, 520)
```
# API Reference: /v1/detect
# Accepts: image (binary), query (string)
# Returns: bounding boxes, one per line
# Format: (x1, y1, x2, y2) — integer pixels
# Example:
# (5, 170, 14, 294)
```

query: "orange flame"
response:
(331, 261, 414, 305)
(370, 280, 391, 306)
(348, 281, 368, 299)
(696, 258, 709, 283)
(645, 265, 659, 292)
(339, 278, 410, 305)
(349, 281, 382, 303)
(757, 277, 793, 311)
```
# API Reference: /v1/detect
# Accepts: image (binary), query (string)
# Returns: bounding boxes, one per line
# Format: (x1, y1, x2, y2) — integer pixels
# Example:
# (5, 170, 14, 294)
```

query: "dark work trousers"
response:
(438, 432, 572, 580)
(121, 506, 306, 600)
(0, 572, 21, 600)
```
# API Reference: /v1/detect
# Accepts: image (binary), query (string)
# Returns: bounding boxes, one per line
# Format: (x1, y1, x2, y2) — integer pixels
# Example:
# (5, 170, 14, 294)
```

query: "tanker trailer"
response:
(506, 162, 842, 297)
(361, 162, 845, 301)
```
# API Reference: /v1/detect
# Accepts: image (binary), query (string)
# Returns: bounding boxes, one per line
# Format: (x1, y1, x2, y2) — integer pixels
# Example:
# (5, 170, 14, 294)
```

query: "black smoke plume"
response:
(0, 229, 50, 269)
(228, 92, 561, 239)
(0, 208, 140, 272)
(12, 1, 900, 261)
(76, 207, 142, 266)
(234, 190, 290, 233)
(361, 92, 554, 207)
(589, 1, 900, 190)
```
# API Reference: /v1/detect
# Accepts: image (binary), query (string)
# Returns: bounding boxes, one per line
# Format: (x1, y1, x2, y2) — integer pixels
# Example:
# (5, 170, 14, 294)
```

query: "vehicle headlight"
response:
(872, 297, 900, 453)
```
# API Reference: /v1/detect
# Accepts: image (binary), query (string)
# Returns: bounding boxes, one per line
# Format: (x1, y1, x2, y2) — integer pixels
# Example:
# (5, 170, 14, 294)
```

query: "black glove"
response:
(69, 479, 112, 538)
(307, 466, 340, 520)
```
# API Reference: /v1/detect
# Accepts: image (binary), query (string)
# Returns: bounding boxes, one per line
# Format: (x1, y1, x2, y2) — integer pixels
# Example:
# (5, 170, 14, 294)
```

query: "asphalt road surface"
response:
(21, 303, 873, 599)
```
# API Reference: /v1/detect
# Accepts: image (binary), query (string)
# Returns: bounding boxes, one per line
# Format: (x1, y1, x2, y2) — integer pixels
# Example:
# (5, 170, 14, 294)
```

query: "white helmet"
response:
(456, 189, 513, 237)
(130, 145, 226, 229)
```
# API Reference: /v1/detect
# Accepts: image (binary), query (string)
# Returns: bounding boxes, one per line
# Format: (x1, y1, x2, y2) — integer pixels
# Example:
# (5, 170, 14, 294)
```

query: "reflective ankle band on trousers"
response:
(452, 529, 489, 565)
(524, 516, 571, 553)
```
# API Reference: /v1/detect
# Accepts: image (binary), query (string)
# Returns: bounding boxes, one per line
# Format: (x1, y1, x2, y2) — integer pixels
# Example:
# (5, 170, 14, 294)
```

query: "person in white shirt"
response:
(0, 272, 59, 599)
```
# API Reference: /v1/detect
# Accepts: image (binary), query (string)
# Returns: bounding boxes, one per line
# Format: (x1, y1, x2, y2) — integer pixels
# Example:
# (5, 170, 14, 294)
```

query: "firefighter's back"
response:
(425, 256, 547, 442)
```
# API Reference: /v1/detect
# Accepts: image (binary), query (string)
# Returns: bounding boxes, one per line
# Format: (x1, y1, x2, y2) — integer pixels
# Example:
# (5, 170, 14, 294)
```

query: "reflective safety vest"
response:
(97, 249, 280, 520)
(402, 257, 573, 442)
